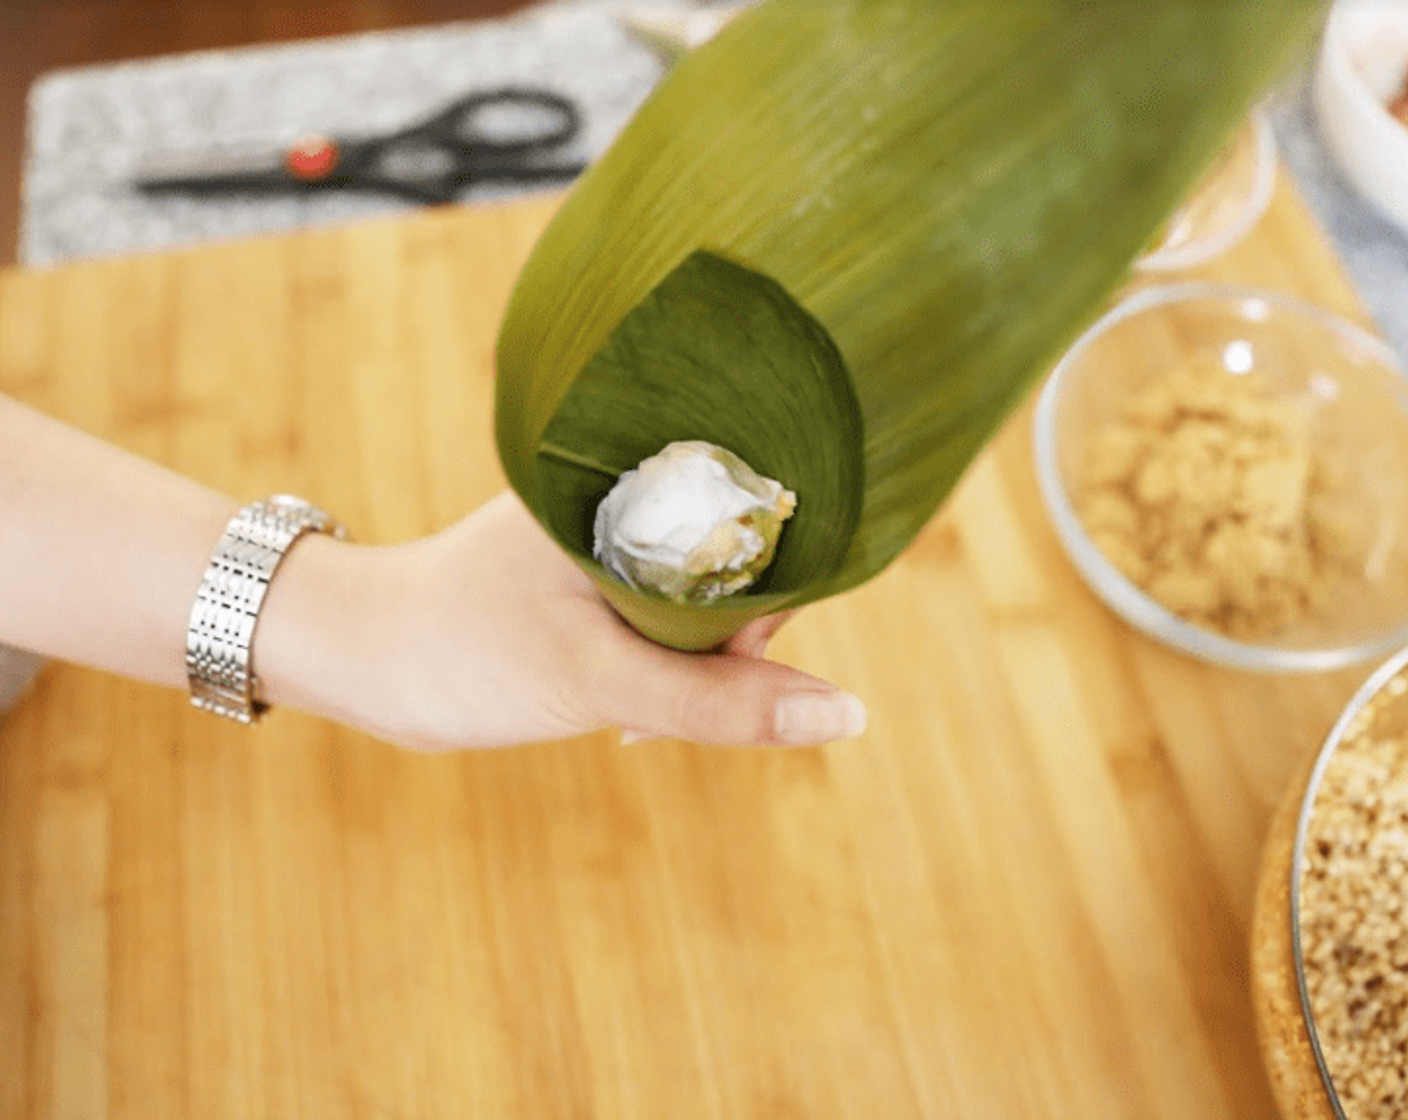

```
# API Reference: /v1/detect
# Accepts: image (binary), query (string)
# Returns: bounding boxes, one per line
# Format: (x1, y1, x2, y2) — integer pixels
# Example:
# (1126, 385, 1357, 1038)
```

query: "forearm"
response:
(0, 394, 238, 690)
(0, 396, 866, 749)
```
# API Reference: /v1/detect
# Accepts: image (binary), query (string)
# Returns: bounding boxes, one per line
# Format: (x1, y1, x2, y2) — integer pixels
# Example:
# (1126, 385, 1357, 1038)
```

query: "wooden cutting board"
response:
(0, 175, 1386, 1120)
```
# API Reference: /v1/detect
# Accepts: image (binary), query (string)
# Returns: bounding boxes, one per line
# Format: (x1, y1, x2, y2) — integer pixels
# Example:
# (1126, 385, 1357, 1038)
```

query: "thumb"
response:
(720, 609, 797, 659)
(595, 641, 868, 747)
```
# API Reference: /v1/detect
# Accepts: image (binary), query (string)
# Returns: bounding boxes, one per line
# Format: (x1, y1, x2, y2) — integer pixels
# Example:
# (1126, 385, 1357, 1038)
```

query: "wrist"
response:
(242, 531, 379, 726)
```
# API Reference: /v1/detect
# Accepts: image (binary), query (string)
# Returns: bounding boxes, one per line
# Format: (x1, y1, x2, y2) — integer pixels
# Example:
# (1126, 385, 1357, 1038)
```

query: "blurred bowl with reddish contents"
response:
(1315, 0, 1408, 234)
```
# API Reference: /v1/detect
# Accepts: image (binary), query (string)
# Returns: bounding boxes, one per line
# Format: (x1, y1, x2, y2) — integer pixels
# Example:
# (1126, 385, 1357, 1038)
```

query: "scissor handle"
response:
(406, 86, 582, 155)
(329, 86, 584, 203)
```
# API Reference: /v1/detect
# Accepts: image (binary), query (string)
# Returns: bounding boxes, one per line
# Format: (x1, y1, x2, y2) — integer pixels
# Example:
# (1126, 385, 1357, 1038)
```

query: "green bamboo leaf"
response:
(536, 249, 863, 649)
(496, 0, 1327, 650)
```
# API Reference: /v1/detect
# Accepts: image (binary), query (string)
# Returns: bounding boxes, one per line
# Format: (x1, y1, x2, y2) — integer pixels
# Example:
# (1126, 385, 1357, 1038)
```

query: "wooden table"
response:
(0, 174, 1386, 1119)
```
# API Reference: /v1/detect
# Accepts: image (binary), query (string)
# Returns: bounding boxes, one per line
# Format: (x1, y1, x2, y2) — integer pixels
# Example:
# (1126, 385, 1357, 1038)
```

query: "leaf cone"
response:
(496, 0, 1327, 650)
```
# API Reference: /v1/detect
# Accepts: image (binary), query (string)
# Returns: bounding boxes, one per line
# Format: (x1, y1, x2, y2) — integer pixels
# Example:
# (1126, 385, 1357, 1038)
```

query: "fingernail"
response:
(774, 690, 868, 746)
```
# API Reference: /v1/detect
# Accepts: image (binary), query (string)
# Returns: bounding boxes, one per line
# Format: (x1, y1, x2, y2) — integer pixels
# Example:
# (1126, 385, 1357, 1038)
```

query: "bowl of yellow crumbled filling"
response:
(1034, 282, 1408, 671)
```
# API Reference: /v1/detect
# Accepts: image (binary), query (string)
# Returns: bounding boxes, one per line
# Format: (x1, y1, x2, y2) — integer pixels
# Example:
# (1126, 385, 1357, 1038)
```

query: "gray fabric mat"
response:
(0, 645, 44, 721)
(19, 0, 682, 266)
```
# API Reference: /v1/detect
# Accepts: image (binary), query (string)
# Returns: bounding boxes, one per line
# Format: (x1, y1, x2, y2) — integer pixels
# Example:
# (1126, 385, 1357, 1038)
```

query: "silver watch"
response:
(186, 495, 348, 724)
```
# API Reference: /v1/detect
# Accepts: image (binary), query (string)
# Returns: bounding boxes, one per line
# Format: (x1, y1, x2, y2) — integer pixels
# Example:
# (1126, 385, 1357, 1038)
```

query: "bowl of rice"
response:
(1252, 642, 1408, 1119)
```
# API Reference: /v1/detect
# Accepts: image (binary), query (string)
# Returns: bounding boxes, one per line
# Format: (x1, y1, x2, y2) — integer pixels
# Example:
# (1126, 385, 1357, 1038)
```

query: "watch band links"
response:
(186, 495, 347, 724)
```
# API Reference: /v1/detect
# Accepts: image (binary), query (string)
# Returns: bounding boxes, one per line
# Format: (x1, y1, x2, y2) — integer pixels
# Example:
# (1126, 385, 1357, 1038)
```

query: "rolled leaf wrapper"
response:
(496, 0, 1327, 651)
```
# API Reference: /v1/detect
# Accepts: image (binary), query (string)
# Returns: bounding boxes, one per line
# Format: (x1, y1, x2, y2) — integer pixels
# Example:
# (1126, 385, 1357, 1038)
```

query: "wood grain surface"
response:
(0, 176, 1388, 1120)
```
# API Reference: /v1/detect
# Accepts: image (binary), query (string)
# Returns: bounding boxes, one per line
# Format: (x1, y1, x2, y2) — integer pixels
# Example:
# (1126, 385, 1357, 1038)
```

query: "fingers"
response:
(588, 630, 867, 747)
(474, 495, 865, 747)
(720, 610, 796, 659)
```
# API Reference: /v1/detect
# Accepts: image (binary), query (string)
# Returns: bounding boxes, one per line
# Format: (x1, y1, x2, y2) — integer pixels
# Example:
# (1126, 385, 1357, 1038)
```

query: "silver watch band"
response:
(186, 495, 347, 724)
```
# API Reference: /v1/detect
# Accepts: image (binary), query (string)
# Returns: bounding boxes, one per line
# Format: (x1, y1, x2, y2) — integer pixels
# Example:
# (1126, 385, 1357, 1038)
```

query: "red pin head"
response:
(285, 136, 339, 181)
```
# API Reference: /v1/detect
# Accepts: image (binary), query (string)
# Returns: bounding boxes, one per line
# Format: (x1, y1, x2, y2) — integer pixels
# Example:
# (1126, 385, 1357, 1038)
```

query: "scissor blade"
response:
(132, 145, 289, 191)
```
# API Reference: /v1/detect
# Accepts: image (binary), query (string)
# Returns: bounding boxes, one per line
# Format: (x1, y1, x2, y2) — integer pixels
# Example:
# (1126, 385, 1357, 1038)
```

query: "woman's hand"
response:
(0, 396, 863, 749)
(259, 491, 867, 751)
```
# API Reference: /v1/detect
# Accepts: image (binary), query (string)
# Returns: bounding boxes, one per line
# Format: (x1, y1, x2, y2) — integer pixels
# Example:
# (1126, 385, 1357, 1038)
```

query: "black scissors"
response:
(134, 86, 586, 205)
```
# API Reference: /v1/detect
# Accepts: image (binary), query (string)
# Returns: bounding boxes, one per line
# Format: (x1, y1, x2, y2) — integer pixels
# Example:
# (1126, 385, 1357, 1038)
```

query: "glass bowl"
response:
(1033, 282, 1408, 672)
(1134, 108, 1279, 273)
(1252, 642, 1408, 1120)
